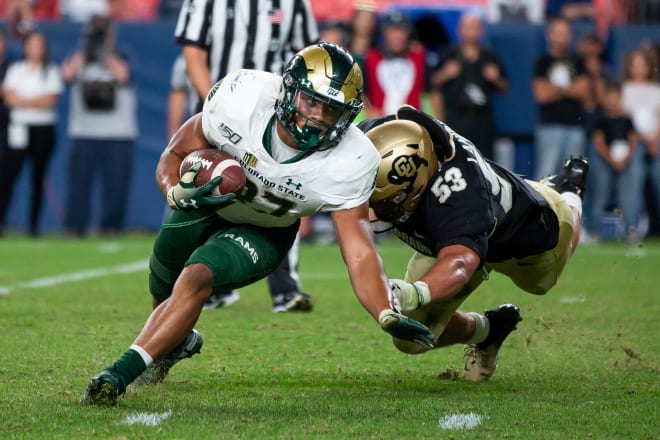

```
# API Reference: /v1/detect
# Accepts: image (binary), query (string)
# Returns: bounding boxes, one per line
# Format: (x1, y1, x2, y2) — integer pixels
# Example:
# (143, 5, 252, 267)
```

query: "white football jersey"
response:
(201, 69, 379, 228)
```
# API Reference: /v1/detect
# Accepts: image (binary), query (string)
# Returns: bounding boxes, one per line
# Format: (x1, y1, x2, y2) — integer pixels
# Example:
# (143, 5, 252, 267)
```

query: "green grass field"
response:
(0, 234, 658, 439)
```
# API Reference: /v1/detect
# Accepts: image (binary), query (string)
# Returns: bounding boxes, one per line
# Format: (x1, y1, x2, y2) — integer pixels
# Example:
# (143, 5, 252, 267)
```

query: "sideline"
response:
(0, 260, 149, 295)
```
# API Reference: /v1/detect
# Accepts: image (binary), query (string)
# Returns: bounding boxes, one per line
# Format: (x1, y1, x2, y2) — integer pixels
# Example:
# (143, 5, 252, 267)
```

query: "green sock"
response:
(106, 348, 147, 390)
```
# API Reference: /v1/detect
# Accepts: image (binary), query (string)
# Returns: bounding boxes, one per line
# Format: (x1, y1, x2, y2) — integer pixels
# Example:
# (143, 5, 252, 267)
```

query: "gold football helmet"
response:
(366, 119, 439, 224)
(276, 42, 363, 152)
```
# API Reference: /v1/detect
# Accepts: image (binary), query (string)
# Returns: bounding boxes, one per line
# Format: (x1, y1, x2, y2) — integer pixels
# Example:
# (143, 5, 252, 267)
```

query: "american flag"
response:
(267, 8, 284, 23)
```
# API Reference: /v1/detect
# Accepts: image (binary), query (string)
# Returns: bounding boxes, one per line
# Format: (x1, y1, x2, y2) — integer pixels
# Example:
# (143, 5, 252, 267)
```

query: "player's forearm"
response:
(419, 248, 480, 303)
(156, 150, 185, 196)
(157, 114, 210, 195)
(346, 254, 391, 320)
(333, 207, 392, 320)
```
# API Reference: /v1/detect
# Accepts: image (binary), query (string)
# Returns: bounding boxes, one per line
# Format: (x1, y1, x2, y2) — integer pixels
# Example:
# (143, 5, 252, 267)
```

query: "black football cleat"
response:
(542, 156, 589, 198)
(272, 291, 313, 313)
(81, 370, 125, 406)
(463, 304, 522, 381)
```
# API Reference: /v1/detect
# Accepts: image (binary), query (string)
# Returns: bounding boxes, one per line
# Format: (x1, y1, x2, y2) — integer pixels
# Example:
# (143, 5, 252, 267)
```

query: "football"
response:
(179, 149, 246, 196)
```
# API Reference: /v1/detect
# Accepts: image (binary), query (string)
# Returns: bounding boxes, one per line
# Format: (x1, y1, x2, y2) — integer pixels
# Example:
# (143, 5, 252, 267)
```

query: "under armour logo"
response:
(285, 178, 302, 190)
(179, 199, 198, 209)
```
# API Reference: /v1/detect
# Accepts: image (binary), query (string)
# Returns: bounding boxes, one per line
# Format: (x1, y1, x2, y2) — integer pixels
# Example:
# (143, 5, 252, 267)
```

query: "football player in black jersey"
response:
(359, 105, 589, 381)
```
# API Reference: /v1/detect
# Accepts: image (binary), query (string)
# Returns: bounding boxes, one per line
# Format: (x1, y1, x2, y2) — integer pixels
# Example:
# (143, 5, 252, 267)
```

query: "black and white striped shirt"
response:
(175, 0, 319, 84)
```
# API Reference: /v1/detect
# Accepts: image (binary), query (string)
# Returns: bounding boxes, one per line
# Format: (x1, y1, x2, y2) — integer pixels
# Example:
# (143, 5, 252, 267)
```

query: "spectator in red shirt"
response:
(363, 10, 426, 118)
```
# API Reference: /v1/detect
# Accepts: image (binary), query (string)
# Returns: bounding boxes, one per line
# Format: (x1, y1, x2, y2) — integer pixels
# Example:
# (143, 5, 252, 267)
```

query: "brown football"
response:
(179, 149, 246, 196)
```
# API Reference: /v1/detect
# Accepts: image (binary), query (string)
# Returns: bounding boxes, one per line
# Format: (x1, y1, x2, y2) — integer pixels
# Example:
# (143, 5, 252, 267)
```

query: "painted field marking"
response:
(439, 413, 487, 430)
(560, 295, 586, 304)
(122, 410, 172, 426)
(0, 260, 149, 295)
(0, 261, 349, 297)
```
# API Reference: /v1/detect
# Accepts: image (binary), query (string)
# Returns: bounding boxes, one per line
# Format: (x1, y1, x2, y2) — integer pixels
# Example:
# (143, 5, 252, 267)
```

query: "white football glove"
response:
(389, 279, 431, 312)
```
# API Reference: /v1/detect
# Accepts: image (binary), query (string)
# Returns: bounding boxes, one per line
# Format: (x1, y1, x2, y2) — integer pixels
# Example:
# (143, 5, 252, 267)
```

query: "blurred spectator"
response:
(546, 0, 596, 22)
(429, 12, 509, 160)
(413, 13, 450, 71)
(363, 9, 425, 118)
(0, 30, 9, 150)
(59, 0, 108, 22)
(158, 0, 181, 19)
(588, 81, 642, 243)
(640, 40, 660, 77)
(319, 20, 351, 48)
(488, 0, 544, 23)
(6, 0, 34, 38)
(625, 0, 660, 24)
(576, 31, 610, 241)
(587, 0, 630, 38)
(349, 1, 378, 60)
(309, 0, 356, 22)
(577, 31, 609, 132)
(0, 31, 62, 236)
(108, 0, 159, 21)
(622, 48, 660, 241)
(2, 0, 60, 39)
(61, 15, 137, 237)
(0, 29, 10, 234)
(532, 17, 589, 180)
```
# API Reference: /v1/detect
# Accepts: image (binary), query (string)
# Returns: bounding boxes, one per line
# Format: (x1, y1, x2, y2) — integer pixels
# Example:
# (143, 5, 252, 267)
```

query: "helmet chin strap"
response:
(295, 122, 323, 151)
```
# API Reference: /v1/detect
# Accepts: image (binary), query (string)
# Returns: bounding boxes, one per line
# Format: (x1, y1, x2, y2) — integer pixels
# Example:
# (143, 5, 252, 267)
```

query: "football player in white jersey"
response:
(82, 43, 435, 406)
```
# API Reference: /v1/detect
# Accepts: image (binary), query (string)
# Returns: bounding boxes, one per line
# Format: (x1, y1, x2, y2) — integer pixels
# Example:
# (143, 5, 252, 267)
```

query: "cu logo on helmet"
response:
(388, 154, 418, 184)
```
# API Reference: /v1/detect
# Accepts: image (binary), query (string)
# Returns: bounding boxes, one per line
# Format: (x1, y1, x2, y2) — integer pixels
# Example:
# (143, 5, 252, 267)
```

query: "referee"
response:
(173, 0, 319, 312)
(175, 0, 318, 110)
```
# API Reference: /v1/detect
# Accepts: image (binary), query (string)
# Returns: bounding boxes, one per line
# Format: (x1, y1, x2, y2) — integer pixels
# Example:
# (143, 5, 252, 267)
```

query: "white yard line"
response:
(122, 410, 172, 426)
(439, 413, 487, 430)
(0, 260, 149, 295)
(0, 262, 347, 296)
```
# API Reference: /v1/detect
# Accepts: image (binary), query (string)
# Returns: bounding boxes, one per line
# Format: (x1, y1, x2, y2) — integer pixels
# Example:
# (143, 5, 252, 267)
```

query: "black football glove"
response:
(379, 309, 435, 349)
(166, 162, 236, 211)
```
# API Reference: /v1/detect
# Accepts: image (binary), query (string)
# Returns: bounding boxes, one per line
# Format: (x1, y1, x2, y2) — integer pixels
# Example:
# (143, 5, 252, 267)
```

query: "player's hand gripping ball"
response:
(167, 149, 246, 211)
(179, 149, 246, 196)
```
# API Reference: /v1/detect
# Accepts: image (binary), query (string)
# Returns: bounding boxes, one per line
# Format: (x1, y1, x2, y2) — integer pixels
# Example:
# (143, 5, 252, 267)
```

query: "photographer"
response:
(61, 15, 137, 237)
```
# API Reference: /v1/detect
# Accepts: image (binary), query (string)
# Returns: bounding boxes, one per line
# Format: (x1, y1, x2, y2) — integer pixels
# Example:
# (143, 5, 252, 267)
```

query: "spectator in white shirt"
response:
(0, 31, 62, 236)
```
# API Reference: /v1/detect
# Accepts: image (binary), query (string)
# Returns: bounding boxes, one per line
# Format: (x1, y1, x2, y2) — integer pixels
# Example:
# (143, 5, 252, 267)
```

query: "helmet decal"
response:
(276, 42, 364, 153)
(366, 119, 439, 224)
(387, 149, 429, 184)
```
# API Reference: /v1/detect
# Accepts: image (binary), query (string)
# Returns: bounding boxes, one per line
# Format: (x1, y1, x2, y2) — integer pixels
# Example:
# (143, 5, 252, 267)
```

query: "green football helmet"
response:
(276, 42, 364, 152)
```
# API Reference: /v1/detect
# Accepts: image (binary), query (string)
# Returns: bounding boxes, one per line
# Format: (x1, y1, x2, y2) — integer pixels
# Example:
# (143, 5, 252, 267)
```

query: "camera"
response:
(80, 15, 116, 111)
(83, 15, 111, 62)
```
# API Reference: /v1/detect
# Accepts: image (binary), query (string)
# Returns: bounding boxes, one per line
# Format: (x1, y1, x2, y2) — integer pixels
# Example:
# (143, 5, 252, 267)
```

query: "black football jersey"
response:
(362, 117, 559, 265)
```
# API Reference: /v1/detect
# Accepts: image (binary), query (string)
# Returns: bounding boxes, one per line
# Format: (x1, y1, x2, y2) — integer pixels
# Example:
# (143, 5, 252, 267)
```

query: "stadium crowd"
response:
(0, 0, 658, 246)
